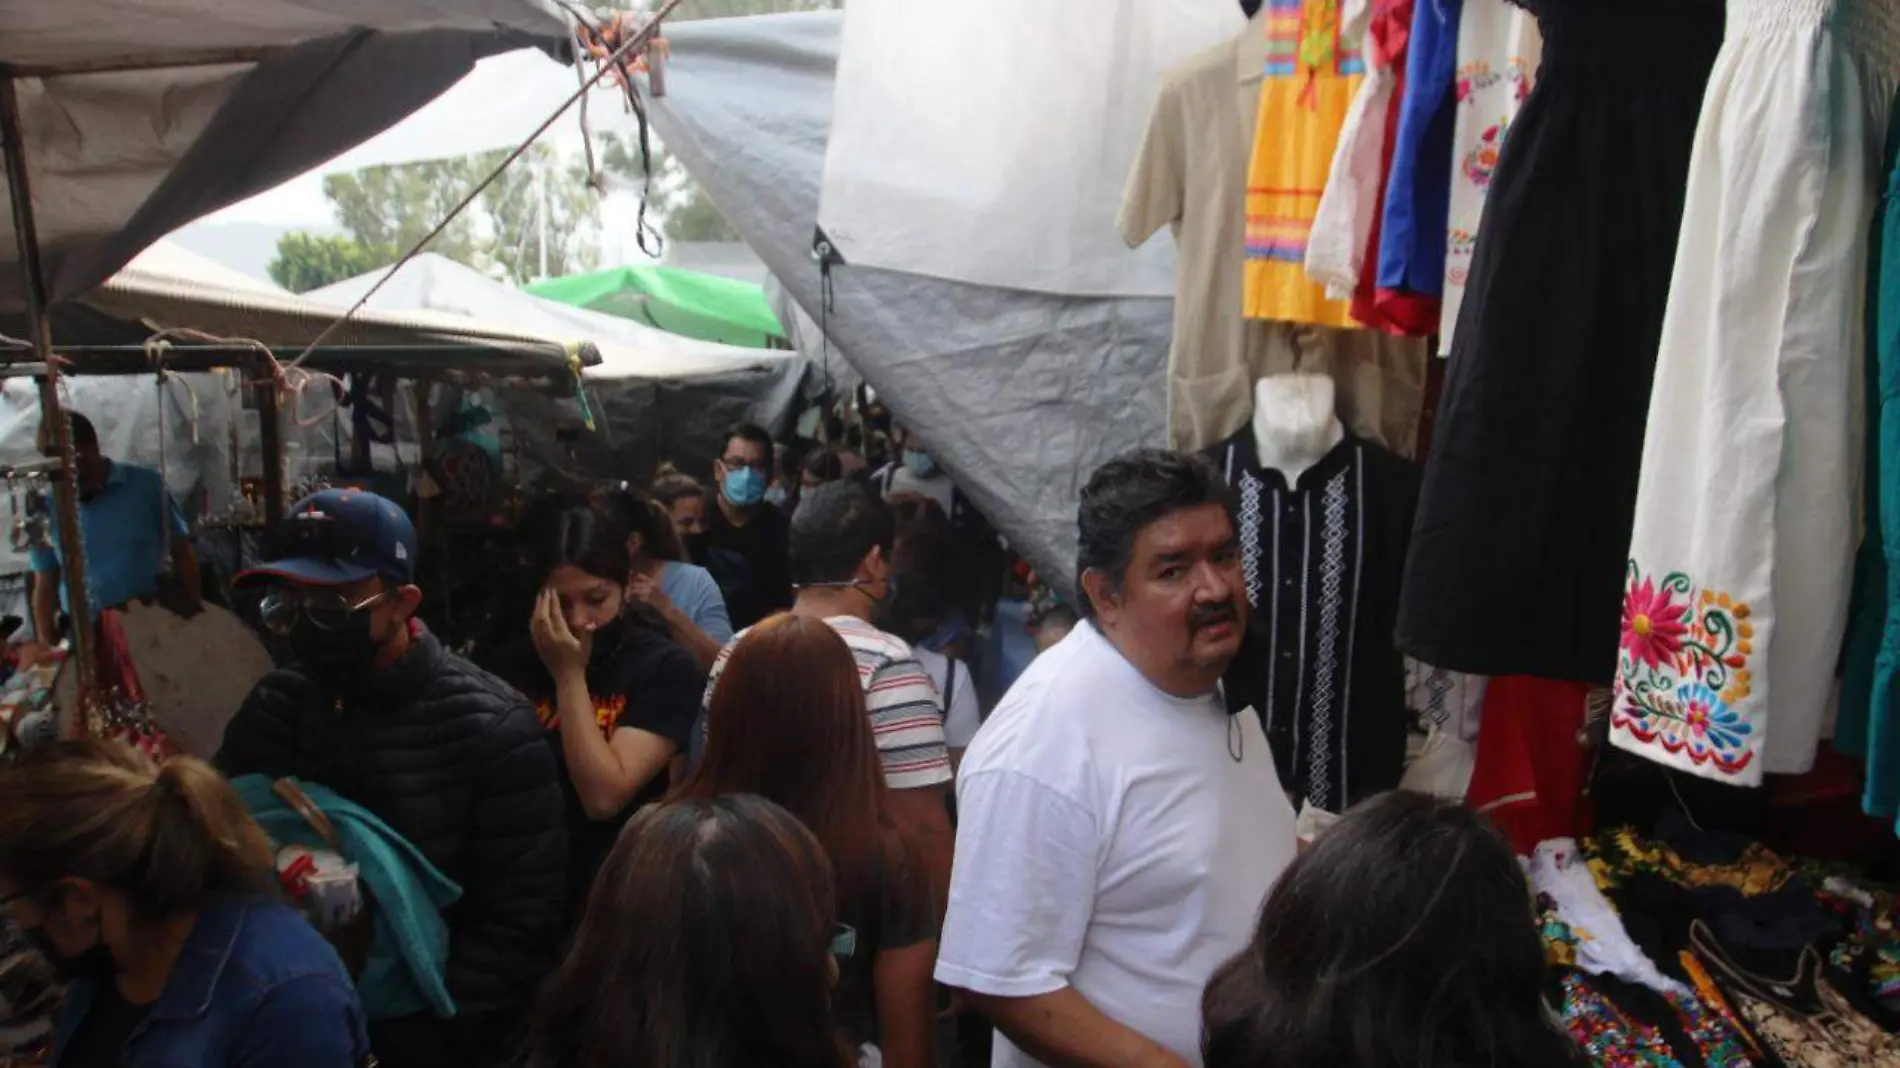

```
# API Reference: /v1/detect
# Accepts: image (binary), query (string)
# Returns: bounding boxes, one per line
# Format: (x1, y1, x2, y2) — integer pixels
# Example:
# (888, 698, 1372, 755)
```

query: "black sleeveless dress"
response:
(1396, 0, 1726, 683)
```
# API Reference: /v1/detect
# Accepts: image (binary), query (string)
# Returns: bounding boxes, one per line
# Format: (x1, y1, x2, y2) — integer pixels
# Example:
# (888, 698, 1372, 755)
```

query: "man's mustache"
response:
(1190, 601, 1240, 630)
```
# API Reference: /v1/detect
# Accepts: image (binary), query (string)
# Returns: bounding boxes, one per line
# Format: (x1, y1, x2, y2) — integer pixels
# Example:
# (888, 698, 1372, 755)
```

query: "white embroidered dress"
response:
(1438, 0, 1540, 354)
(1615, 0, 1900, 785)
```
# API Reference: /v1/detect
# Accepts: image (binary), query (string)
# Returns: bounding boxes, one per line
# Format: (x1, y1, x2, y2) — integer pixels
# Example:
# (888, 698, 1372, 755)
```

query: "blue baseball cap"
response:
(235, 489, 418, 588)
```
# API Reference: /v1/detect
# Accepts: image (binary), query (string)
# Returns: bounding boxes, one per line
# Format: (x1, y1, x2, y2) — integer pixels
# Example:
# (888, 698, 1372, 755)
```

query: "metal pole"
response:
(1, 77, 98, 701)
(253, 377, 285, 525)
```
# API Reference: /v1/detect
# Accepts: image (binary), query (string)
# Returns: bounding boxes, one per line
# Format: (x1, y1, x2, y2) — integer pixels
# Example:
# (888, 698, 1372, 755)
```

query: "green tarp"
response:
(526, 264, 786, 349)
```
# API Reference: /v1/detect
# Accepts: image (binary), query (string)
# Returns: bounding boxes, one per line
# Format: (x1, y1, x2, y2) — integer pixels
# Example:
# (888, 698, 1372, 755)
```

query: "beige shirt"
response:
(1119, 18, 1427, 457)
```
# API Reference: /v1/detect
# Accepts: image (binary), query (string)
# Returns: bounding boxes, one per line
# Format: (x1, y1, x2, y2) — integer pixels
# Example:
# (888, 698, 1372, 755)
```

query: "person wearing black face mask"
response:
(216, 490, 566, 1068)
(0, 739, 370, 1068)
(686, 482, 954, 931)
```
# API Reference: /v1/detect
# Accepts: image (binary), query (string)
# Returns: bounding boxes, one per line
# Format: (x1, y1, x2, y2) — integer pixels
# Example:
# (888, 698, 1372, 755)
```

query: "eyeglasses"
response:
(720, 455, 770, 474)
(827, 922, 857, 958)
(257, 589, 387, 636)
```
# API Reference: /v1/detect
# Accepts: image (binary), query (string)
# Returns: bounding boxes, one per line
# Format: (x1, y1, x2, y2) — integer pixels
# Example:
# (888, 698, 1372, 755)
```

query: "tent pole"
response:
(253, 377, 285, 525)
(1, 76, 100, 708)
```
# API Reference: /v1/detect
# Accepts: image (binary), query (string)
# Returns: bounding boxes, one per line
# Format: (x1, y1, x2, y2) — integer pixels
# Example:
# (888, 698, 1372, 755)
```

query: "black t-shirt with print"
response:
(500, 620, 705, 910)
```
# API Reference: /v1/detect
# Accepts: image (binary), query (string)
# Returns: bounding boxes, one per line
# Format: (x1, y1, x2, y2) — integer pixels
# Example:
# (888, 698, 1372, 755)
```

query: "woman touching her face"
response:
(509, 498, 708, 921)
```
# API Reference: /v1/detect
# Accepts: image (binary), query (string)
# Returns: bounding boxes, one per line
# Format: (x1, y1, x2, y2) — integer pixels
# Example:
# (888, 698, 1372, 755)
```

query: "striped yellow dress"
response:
(1243, 0, 1367, 328)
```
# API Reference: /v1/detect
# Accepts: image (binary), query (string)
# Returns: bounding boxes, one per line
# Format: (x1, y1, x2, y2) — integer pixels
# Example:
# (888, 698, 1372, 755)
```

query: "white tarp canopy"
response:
(306, 255, 800, 383)
(817, 0, 1242, 298)
(652, 13, 1175, 592)
(83, 242, 582, 374)
(1, 0, 571, 312)
(317, 47, 650, 175)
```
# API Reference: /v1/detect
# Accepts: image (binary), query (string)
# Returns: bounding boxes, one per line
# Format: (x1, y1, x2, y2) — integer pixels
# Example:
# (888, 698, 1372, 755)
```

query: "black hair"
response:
(37, 412, 97, 454)
(1074, 449, 1233, 620)
(800, 449, 845, 484)
(525, 497, 632, 586)
(821, 414, 846, 446)
(789, 482, 894, 586)
(1203, 791, 1581, 1068)
(884, 520, 955, 645)
(594, 483, 685, 563)
(723, 422, 774, 458)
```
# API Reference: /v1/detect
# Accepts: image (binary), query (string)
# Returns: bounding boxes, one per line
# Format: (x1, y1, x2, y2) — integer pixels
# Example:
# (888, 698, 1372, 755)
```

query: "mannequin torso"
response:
(1251, 374, 1345, 485)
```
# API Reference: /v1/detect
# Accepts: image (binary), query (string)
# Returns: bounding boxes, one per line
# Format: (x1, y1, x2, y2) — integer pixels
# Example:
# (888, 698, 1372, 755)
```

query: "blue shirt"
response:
(660, 561, 734, 645)
(28, 462, 189, 619)
(53, 896, 370, 1068)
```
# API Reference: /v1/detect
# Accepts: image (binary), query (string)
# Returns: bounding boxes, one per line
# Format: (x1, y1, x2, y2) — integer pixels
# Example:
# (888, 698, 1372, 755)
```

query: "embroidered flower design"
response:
(1612, 565, 1758, 777)
(1677, 683, 1751, 753)
(1621, 575, 1687, 669)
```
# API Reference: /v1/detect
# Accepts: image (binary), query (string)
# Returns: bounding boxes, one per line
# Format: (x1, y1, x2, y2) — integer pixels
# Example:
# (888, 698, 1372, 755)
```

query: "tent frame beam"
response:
(1, 74, 98, 700)
(0, 50, 279, 79)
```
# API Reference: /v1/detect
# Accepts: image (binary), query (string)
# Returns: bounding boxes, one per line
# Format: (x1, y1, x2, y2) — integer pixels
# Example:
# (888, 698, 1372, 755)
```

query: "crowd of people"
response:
(0, 416, 1582, 1068)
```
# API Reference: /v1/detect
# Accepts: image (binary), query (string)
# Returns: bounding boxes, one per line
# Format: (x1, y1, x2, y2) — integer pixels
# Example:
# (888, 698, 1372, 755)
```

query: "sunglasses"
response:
(257, 589, 387, 636)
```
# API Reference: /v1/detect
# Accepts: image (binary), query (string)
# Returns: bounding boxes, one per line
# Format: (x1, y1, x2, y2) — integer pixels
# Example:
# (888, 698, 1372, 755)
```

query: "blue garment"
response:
(27, 461, 188, 621)
(52, 897, 368, 1068)
(660, 561, 734, 645)
(1841, 92, 1900, 826)
(233, 776, 461, 1021)
(1375, 0, 1463, 298)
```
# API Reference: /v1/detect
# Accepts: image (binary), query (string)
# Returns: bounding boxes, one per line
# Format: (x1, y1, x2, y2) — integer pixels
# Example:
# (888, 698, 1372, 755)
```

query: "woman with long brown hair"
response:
(522, 795, 852, 1068)
(672, 614, 937, 1068)
(0, 740, 369, 1068)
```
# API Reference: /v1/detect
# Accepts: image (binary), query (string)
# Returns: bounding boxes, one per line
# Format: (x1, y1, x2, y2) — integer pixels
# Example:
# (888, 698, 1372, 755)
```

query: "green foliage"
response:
(267, 232, 380, 293)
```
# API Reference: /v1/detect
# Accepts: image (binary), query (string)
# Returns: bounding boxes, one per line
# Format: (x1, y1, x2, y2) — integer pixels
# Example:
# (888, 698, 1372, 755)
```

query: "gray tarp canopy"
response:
(0, 0, 570, 316)
(651, 13, 1171, 593)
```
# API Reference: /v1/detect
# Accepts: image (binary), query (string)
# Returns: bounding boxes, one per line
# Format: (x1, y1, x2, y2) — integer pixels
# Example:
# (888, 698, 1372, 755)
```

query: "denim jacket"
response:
(52, 897, 370, 1068)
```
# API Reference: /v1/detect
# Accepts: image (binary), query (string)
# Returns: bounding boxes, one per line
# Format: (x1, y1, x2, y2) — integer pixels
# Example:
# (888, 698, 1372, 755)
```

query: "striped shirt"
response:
(698, 615, 953, 791)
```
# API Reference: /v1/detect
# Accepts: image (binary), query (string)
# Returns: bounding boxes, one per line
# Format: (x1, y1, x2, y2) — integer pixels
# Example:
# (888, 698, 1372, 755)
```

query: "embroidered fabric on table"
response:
(1560, 973, 1758, 1068)
(1589, 829, 1794, 897)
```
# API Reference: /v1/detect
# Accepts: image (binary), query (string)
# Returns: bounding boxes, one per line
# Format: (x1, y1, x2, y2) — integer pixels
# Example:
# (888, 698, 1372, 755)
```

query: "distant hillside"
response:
(167, 220, 344, 284)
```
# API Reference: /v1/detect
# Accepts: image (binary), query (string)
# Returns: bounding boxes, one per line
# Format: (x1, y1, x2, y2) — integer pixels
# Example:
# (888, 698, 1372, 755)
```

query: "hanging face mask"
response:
(901, 450, 938, 479)
(722, 467, 768, 509)
(801, 575, 898, 622)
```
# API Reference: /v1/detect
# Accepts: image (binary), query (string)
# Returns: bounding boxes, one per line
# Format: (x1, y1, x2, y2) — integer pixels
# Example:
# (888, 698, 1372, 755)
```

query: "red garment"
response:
(1351, 0, 1441, 337)
(1465, 676, 1592, 853)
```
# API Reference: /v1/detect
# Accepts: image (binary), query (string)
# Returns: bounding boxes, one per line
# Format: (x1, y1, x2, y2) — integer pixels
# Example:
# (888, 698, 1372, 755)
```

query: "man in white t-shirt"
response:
(936, 450, 1296, 1068)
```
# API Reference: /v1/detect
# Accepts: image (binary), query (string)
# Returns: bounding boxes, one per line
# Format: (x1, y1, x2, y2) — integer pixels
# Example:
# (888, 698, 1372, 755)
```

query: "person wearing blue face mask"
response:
(877, 429, 958, 520)
(703, 423, 794, 629)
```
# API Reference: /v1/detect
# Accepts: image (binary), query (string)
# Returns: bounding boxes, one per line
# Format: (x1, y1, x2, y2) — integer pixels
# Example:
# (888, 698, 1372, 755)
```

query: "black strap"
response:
(942, 655, 957, 711)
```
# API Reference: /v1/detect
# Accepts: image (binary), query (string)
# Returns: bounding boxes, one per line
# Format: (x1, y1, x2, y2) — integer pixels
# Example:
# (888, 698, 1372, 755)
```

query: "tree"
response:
(323, 161, 484, 267)
(317, 148, 602, 285)
(483, 146, 602, 283)
(304, 0, 840, 281)
(268, 232, 380, 293)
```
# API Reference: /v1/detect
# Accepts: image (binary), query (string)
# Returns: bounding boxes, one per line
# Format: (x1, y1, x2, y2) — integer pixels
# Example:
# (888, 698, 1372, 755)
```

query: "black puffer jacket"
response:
(216, 628, 567, 1029)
